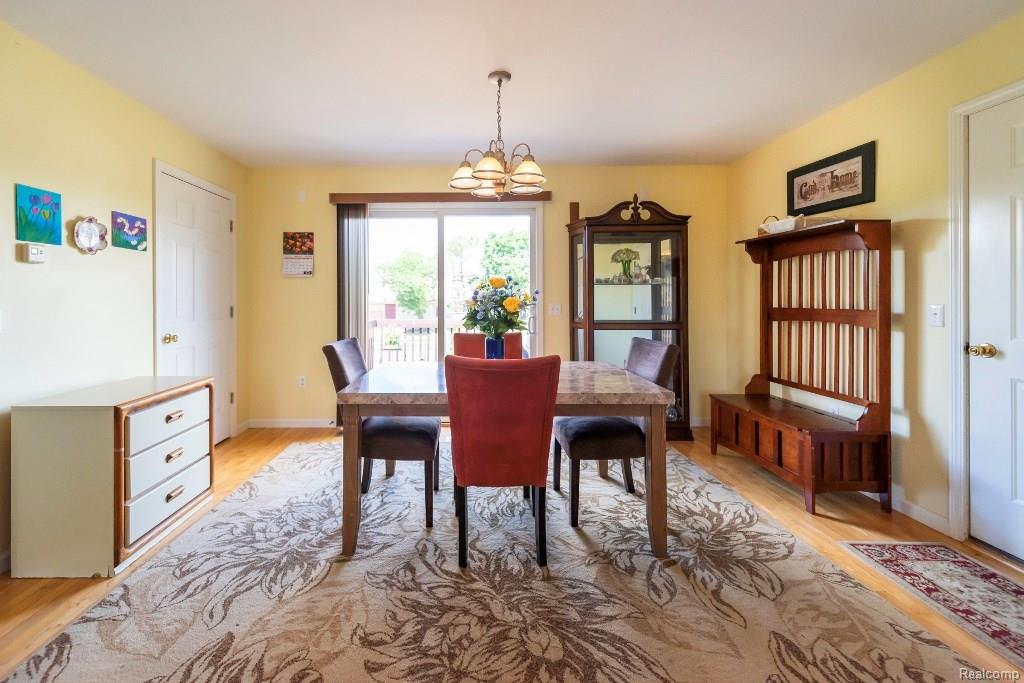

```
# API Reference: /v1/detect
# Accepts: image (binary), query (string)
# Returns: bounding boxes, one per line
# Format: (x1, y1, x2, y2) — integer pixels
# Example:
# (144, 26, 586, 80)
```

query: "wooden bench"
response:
(710, 220, 892, 514)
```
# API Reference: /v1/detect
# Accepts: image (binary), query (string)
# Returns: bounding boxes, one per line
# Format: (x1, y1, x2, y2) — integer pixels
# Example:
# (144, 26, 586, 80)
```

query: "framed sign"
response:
(787, 141, 876, 216)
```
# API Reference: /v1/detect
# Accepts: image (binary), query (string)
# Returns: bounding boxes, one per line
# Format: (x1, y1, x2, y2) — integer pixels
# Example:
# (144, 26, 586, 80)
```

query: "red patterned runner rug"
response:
(845, 541, 1024, 669)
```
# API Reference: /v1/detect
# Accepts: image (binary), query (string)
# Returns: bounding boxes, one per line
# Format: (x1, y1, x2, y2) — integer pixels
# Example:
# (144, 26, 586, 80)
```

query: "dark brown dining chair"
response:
(322, 338, 442, 527)
(552, 337, 679, 527)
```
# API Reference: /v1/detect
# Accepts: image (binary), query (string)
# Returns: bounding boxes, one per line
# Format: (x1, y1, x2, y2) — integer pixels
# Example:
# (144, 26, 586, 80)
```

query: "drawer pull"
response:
(165, 485, 186, 503)
(165, 410, 184, 424)
(165, 447, 185, 464)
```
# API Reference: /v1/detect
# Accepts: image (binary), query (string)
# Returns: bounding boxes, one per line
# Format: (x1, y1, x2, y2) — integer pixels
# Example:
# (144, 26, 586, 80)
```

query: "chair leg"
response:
(553, 440, 561, 491)
(424, 460, 433, 528)
(621, 458, 636, 494)
(456, 484, 468, 568)
(360, 457, 372, 494)
(433, 445, 440, 492)
(534, 486, 547, 567)
(570, 460, 580, 527)
(454, 473, 460, 517)
(523, 485, 530, 499)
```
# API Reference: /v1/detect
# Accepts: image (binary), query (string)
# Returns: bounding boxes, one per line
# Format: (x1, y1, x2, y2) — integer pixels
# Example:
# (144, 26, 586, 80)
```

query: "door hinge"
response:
(229, 305, 234, 318)
(229, 220, 234, 233)
(230, 391, 235, 404)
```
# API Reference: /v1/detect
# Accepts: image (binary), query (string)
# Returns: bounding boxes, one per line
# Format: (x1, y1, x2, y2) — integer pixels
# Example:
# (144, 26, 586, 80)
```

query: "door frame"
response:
(365, 201, 545, 358)
(947, 78, 1024, 541)
(153, 160, 238, 438)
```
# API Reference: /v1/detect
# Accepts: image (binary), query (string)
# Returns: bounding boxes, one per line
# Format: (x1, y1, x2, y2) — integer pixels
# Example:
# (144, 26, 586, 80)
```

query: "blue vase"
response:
(485, 336, 505, 359)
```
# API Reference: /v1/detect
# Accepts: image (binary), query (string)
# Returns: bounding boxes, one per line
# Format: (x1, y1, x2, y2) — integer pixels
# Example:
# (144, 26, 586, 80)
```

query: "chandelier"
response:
(448, 70, 546, 198)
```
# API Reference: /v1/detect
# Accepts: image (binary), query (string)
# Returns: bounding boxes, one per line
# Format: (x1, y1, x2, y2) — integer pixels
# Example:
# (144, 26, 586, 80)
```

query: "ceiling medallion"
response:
(448, 70, 546, 199)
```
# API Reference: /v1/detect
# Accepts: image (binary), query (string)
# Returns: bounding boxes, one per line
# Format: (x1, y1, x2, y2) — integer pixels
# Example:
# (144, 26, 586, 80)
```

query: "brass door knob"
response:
(162, 333, 179, 344)
(967, 343, 998, 358)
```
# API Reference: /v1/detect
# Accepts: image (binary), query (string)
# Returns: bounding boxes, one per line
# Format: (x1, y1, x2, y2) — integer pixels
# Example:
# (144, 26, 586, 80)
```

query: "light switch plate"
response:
(927, 304, 945, 328)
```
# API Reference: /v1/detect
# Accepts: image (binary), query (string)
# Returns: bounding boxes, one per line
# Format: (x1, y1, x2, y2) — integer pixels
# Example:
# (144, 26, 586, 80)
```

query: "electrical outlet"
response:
(927, 304, 945, 328)
(298, 375, 307, 388)
(548, 303, 562, 315)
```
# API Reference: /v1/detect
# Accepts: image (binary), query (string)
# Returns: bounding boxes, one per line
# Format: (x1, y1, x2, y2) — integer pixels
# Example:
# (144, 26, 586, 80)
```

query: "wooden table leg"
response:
(597, 460, 609, 478)
(341, 405, 363, 556)
(645, 404, 668, 558)
(385, 460, 396, 476)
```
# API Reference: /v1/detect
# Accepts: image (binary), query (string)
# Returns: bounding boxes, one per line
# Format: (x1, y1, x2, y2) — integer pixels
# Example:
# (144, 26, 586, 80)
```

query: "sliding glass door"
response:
(363, 205, 540, 367)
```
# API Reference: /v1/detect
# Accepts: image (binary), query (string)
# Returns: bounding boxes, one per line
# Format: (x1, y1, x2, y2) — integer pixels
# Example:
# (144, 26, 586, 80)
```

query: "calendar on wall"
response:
(282, 231, 314, 278)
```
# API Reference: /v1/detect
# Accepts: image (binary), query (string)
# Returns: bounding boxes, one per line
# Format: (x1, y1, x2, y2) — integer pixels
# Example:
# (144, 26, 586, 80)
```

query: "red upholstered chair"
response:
(452, 332, 524, 359)
(445, 354, 560, 567)
(452, 333, 485, 358)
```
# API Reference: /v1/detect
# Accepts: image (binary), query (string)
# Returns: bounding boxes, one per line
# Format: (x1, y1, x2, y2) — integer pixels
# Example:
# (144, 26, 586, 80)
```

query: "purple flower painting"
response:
(15, 184, 62, 245)
(111, 211, 148, 251)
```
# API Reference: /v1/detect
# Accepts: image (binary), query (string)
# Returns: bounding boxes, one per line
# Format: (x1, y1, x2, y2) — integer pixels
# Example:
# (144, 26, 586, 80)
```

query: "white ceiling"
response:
(2, 0, 1022, 166)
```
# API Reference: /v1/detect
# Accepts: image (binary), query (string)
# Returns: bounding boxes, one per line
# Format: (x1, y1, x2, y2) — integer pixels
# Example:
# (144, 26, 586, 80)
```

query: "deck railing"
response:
(367, 319, 462, 367)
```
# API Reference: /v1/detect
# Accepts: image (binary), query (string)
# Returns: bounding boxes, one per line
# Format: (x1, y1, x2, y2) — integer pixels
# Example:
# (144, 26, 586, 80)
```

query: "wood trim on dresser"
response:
(114, 377, 215, 566)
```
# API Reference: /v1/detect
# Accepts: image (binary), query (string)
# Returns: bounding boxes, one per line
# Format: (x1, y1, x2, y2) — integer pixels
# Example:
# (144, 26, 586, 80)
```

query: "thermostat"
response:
(17, 243, 47, 263)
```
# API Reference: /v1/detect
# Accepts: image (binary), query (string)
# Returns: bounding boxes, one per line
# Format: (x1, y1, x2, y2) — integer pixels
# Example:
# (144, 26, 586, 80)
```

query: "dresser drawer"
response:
(127, 388, 209, 455)
(126, 421, 210, 499)
(125, 455, 210, 545)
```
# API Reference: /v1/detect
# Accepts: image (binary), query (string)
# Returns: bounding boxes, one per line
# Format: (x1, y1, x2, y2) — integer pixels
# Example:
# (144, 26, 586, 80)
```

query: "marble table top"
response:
(337, 361, 675, 406)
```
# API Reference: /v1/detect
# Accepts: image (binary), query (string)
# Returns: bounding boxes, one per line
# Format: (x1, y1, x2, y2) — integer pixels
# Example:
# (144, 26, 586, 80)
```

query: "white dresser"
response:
(12, 377, 215, 577)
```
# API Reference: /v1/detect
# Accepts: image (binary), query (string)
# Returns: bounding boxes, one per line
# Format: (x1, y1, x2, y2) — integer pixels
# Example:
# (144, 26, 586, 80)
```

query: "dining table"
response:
(336, 360, 675, 558)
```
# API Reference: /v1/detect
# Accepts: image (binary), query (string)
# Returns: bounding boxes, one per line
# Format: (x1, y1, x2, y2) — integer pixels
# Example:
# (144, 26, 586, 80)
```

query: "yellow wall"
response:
(239, 165, 729, 426)
(725, 12, 1024, 526)
(0, 22, 247, 562)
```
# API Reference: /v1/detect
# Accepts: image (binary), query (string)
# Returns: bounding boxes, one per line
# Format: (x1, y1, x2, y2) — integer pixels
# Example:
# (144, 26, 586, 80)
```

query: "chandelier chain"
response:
(495, 78, 503, 146)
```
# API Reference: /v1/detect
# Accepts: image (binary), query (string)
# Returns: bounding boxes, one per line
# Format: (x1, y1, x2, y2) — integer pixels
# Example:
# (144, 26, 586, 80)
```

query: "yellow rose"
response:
(489, 276, 507, 288)
(502, 296, 520, 313)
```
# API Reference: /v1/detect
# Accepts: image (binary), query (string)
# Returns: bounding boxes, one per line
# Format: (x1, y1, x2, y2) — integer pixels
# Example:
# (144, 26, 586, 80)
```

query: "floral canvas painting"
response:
(15, 184, 62, 245)
(112, 211, 148, 251)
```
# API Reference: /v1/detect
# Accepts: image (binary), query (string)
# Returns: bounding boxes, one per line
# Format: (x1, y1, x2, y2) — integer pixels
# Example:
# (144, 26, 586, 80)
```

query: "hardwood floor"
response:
(0, 426, 1020, 676)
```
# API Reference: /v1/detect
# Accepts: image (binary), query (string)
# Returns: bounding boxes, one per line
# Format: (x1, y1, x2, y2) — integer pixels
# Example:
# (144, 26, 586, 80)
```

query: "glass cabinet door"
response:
(572, 235, 584, 322)
(592, 232, 678, 321)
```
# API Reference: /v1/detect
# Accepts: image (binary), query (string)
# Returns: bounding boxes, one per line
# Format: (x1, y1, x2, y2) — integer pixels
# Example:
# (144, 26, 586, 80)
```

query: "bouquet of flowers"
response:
(611, 247, 641, 277)
(463, 275, 538, 338)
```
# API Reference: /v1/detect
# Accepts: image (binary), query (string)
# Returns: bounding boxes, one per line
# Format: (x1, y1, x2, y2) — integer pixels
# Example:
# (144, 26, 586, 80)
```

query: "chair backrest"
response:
(321, 338, 368, 392)
(445, 354, 560, 487)
(626, 337, 679, 390)
(452, 332, 524, 359)
(503, 332, 523, 359)
(452, 333, 485, 358)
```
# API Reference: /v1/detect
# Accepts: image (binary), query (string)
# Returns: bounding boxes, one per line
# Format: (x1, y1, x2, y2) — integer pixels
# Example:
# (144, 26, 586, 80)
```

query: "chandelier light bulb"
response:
(470, 179, 497, 198)
(471, 152, 505, 181)
(449, 161, 482, 190)
(509, 155, 546, 185)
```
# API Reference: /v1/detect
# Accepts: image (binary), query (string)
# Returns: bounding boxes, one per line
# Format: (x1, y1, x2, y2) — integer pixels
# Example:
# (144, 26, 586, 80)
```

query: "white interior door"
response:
(968, 94, 1024, 559)
(155, 164, 236, 443)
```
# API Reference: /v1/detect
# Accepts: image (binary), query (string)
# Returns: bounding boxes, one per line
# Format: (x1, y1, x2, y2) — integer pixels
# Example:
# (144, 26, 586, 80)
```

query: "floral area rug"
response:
(845, 541, 1024, 670)
(3, 440, 979, 682)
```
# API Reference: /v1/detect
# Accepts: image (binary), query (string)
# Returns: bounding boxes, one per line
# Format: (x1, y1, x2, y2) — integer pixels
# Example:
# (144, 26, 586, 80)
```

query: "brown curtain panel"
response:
(337, 203, 368, 341)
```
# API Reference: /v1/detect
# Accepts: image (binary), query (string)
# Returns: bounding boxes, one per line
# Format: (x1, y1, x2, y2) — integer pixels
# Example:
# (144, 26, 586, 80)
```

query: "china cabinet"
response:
(567, 195, 691, 440)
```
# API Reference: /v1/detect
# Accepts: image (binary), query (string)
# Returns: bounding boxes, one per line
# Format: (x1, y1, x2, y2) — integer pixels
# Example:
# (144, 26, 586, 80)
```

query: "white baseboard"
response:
(0, 548, 10, 575)
(690, 417, 710, 427)
(860, 488, 951, 536)
(241, 419, 335, 429)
